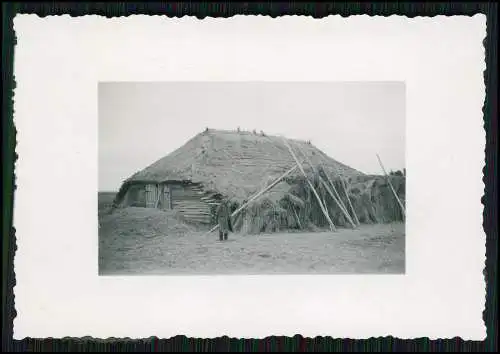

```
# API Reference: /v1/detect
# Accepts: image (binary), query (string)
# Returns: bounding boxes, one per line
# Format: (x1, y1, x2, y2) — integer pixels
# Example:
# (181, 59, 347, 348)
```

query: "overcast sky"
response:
(99, 82, 405, 192)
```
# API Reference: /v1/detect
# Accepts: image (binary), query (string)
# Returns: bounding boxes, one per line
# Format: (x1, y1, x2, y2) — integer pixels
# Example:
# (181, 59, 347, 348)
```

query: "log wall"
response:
(170, 183, 213, 224)
(123, 181, 220, 225)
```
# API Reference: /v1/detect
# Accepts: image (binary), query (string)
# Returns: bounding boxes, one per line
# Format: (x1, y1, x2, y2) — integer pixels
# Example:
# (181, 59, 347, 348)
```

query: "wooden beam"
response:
(283, 138, 336, 232)
(319, 176, 357, 229)
(292, 144, 335, 218)
(229, 165, 298, 221)
(205, 164, 299, 235)
(340, 177, 360, 226)
(376, 154, 406, 218)
(317, 160, 351, 220)
(292, 206, 302, 229)
(294, 143, 352, 222)
(293, 142, 355, 228)
(319, 174, 356, 228)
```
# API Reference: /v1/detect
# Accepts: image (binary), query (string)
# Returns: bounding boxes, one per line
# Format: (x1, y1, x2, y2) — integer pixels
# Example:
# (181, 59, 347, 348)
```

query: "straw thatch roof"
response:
(118, 129, 364, 203)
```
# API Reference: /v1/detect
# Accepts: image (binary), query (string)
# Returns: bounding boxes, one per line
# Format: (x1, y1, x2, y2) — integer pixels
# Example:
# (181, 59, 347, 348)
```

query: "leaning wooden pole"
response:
(327, 176, 349, 216)
(293, 143, 352, 224)
(295, 143, 355, 228)
(292, 206, 303, 230)
(340, 178, 360, 226)
(376, 154, 406, 218)
(283, 139, 336, 232)
(205, 164, 299, 235)
(318, 173, 356, 228)
(302, 158, 335, 224)
(319, 176, 357, 229)
(294, 142, 357, 229)
(316, 160, 352, 222)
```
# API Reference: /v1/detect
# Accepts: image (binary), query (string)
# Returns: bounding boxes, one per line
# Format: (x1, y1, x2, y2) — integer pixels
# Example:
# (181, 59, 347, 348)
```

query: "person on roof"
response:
(216, 199, 233, 241)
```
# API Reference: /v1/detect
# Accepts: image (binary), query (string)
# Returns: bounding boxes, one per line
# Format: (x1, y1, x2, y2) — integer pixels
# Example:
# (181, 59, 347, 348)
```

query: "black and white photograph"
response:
(98, 82, 406, 275)
(12, 13, 487, 341)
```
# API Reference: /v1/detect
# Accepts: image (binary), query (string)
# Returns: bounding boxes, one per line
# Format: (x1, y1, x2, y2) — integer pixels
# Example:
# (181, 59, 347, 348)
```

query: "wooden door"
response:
(145, 184, 156, 208)
(163, 184, 172, 209)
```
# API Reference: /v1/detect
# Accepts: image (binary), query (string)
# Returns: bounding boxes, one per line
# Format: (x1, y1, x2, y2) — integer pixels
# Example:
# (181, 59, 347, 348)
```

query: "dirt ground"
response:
(99, 207, 405, 275)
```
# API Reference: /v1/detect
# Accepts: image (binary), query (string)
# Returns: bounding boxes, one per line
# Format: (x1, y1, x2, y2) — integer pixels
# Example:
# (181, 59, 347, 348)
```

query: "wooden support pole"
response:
(317, 160, 351, 220)
(321, 195, 328, 214)
(292, 144, 342, 221)
(294, 142, 353, 226)
(205, 164, 299, 235)
(292, 206, 302, 229)
(319, 176, 357, 229)
(376, 154, 406, 218)
(329, 176, 349, 216)
(319, 174, 356, 228)
(340, 178, 360, 226)
(294, 142, 355, 228)
(283, 139, 337, 232)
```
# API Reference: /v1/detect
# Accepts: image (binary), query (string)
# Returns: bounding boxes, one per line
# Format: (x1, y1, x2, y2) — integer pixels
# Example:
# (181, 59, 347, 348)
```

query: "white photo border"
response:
(12, 14, 487, 340)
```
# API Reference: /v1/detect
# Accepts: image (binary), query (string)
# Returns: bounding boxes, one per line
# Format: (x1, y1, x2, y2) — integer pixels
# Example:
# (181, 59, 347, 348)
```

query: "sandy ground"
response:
(99, 209, 405, 275)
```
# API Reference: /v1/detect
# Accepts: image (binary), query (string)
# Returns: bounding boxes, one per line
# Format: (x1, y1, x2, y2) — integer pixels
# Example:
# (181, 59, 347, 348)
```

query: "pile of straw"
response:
(229, 172, 405, 235)
(348, 175, 406, 223)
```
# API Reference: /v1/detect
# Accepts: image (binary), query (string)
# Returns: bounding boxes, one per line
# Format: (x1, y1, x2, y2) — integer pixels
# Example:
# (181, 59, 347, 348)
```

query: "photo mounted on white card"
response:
(13, 14, 486, 340)
(98, 81, 406, 276)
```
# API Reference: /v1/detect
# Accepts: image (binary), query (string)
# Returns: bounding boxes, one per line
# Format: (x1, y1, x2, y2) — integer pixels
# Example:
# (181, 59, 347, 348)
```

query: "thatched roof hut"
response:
(123, 129, 361, 197)
(113, 129, 404, 232)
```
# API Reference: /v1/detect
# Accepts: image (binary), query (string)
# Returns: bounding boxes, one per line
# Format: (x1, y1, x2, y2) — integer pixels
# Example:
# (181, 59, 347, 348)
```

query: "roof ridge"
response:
(200, 127, 310, 144)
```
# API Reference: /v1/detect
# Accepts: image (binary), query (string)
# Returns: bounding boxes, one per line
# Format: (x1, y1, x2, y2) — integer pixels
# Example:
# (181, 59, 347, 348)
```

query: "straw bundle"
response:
(233, 172, 405, 235)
